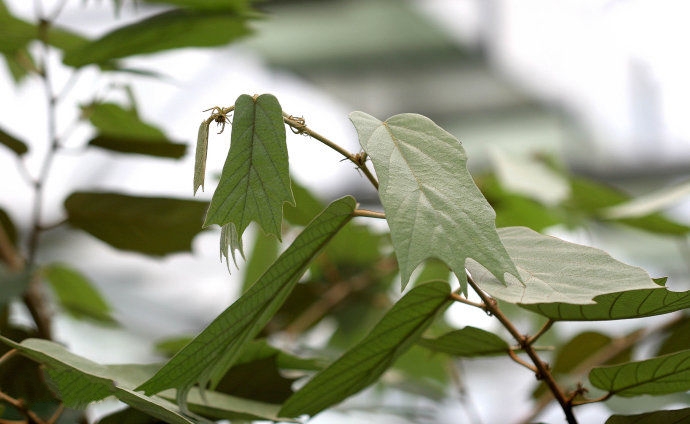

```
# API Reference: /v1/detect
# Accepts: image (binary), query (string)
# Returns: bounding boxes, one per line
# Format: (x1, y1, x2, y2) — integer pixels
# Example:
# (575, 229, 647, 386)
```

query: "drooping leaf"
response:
(204, 94, 294, 242)
(521, 284, 690, 321)
(137, 197, 355, 409)
(279, 281, 452, 418)
(468, 226, 659, 305)
(0, 127, 28, 156)
(84, 103, 186, 159)
(42, 263, 116, 324)
(589, 349, 690, 397)
(64, 192, 208, 256)
(350, 111, 517, 290)
(62, 8, 252, 67)
(0, 336, 286, 423)
(605, 407, 690, 424)
(417, 326, 509, 357)
(193, 120, 210, 194)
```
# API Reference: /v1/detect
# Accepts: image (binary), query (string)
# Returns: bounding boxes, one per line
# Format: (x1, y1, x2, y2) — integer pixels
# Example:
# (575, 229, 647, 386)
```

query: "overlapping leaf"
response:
(589, 349, 690, 397)
(606, 408, 690, 424)
(64, 192, 208, 256)
(204, 94, 294, 243)
(279, 281, 452, 418)
(350, 111, 517, 290)
(467, 226, 660, 305)
(43, 263, 115, 323)
(418, 326, 509, 357)
(62, 8, 252, 67)
(138, 197, 355, 409)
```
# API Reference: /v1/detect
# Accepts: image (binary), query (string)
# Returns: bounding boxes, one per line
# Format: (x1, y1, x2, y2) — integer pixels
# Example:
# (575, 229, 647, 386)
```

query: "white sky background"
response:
(2, 0, 690, 423)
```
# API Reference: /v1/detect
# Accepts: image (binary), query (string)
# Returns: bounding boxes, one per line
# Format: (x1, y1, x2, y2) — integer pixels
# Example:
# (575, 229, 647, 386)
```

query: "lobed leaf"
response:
(349, 111, 517, 290)
(417, 326, 509, 357)
(137, 197, 355, 409)
(521, 284, 690, 321)
(279, 281, 452, 418)
(589, 349, 690, 397)
(64, 192, 208, 256)
(204, 94, 294, 242)
(62, 8, 252, 67)
(605, 407, 690, 424)
(42, 263, 116, 324)
(468, 226, 660, 305)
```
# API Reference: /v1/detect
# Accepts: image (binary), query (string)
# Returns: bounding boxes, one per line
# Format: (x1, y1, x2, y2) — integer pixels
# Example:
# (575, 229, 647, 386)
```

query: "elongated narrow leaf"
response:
(602, 179, 690, 220)
(468, 226, 659, 305)
(0, 127, 28, 156)
(279, 281, 452, 418)
(193, 120, 210, 194)
(418, 326, 509, 357)
(137, 197, 355, 408)
(0, 337, 287, 422)
(89, 135, 186, 158)
(606, 407, 690, 424)
(43, 263, 115, 324)
(204, 94, 293, 242)
(350, 112, 517, 290)
(589, 349, 690, 397)
(521, 284, 690, 321)
(63, 8, 252, 67)
(64, 192, 208, 256)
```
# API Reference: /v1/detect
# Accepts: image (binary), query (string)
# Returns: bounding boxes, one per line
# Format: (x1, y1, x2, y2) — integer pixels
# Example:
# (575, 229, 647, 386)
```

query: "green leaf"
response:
(84, 103, 186, 158)
(193, 120, 210, 194)
(602, 179, 690, 220)
(0, 126, 28, 156)
(204, 94, 294, 243)
(42, 263, 115, 324)
(413, 259, 450, 287)
(279, 280, 452, 418)
(137, 197, 355, 409)
(143, 0, 252, 11)
(589, 349, 690, 397)
(62, 8, 252, 67)
(219, 222, 243, 269)
(417, 326, 509, 357)
(241, 227, 279, 292)
(283, 179, 324, 227)
(605, 408, 690, 424)
(350, 111, 517, 290)
(521, 284, 690, 321)
(0, 266, 31, 306)
(468, 226, 659, 305)
(0, 4, 36, 54)
(0, 207, 18, 247)
(64, 192, 208, 256)
(215, 355, 295, 403)
(657, 316, 690, 356)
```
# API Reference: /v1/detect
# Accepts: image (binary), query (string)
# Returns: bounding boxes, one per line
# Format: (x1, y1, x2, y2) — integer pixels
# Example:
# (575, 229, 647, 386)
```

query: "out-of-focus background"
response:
(2, 0, 690, 423)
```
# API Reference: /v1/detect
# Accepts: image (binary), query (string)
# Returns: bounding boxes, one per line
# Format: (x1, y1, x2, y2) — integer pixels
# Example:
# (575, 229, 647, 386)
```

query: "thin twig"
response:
(465, 271, 578, 424)
(46, 403, 64, 424)
(0, 349, 17, 366)
(282, 112, 380, 190)
(507, 349, 538, 373)
(0, 390, 47, 424)
(527, 319, 554, 345)
(353, 209, 386, 219)
(449, 292, 485, 309)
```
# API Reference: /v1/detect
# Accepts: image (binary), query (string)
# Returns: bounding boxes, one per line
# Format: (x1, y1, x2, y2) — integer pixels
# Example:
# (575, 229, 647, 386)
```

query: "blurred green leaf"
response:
(469, 226, 659, 305)
(589, 349, 690, 397)
(656, 316, 690, 356)
(0, 266, 31, 306)
(42, 263, 116, 324)
(137, 197, 355, 409)
(62, 8, 252, 67)
(0, 4, 35, 54)
(96, 407, 166, 424)
(215, 355, 295, 403)
(283, 179, 324, 227)
(391, 345, 449, 400)
(605, 408, 690, 424)
(418, 326, 509, 357)
(521, 284, 690, 321)
(0, 207, 18, 246)
(1, 48, 36, 83)
(350, 111, 517, 291)
(204, 94, 294, 241)
(0, 327, 56, 405)
(64, 192, 208, 256)
(0, 126, 29, 156)
(84, 103, 186, 158)
(279, 281, 452, 418)
(143, 0, 251, 11)
(241, 227, 279, 292)
(602, 179, 690, 220)
(413, 259, 450, 287)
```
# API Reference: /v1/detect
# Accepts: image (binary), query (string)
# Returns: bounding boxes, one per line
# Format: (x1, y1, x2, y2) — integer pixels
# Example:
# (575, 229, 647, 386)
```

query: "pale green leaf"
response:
(521, 284, 690, 321)
(468, 226, 659, 305)
(220, 223, 243, 269)
(204, 94, 294, 243)
(606, 407, 690, 424)
(64, 192, 208, 256)
(279, 281, 452, 418)
(43, 263, 115, 324)
(62, 9, 252, 67)
(193, 120, 210, 194)
(417, 326, 509, 357)
(603, 179, 690, 220)
(137, 197, 355, 409)
(589, 349, 690, 397)
(349, 111, 517, 290)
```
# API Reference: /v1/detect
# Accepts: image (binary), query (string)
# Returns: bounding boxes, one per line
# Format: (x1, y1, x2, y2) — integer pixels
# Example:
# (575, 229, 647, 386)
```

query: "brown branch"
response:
(283, 112, 380, 190)
(507, 349, 538, 373)
(465, 272, 578, 424)
(527, 319, 554, 345)
(449, 292, 485, 309)
(0, 390, 47, 424)
(353, 209, 386, 219)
